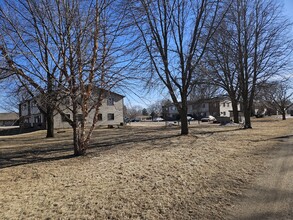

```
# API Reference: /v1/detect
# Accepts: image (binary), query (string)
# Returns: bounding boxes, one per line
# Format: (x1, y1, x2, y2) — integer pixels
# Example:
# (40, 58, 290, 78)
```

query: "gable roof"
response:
(0, 113, 19, 121)
(19, 88, 124, 105)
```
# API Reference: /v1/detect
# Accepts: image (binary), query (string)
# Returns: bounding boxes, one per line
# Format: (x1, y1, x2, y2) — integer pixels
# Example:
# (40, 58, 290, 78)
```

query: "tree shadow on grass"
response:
(0, 125, 242, 169)
(0, 128, 180, 169)
(0, 127, 41, 136)
(0, 144, 75, 169)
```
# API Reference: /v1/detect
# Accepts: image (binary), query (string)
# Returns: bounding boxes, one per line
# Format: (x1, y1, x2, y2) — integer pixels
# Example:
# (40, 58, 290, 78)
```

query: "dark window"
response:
(77, 114, 83, 122)
(32, 100, 37, 107)
(98, 114, 102, 121)
(107, 97, 114, 106)
(107, 113, 114, 121)
(61, 114, 70, 122)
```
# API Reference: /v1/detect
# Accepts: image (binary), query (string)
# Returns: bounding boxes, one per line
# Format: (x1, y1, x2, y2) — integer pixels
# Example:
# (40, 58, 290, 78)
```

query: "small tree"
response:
(125, 105, 143, 120)
(142, 108, 148, 116)
(259, 81, 293, 120)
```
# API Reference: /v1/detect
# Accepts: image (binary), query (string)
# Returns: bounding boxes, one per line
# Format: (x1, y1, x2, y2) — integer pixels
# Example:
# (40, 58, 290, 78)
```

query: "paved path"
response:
(228, 135, 293, 220)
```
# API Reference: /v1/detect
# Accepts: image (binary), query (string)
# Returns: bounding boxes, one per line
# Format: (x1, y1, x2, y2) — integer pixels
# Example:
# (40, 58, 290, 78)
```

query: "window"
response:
(98, 114, 102, 121)
(202, 103, 205, 108)
(107, 97, 114, 106)
(34, 116, 41, 123)
(223, 103, 225, 107)
(223, 112, 226, 116)
(77, 114, 83, 122)
(62, 97, 70, 105)
(32, 100, 37, 107)
(61, 114, 70, 122)
(227, 103, 229, 107)
(107, 113, 114, 121)
(22, 104, 27, 110)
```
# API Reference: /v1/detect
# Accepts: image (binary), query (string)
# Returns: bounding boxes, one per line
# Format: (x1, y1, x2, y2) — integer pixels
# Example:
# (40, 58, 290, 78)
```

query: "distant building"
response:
(19, 91, 124, 129)
(162, 96, 242, 121)
(0, 113, 19, 126)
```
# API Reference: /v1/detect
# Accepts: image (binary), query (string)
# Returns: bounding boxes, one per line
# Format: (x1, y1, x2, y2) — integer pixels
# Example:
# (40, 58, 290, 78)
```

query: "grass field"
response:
(0, 118, 292, 219)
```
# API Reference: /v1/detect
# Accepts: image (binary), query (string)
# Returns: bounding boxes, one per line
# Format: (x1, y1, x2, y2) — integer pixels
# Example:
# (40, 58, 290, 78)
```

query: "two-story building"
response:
(19, 91, 124, 129)
(162, 96, 241, 121)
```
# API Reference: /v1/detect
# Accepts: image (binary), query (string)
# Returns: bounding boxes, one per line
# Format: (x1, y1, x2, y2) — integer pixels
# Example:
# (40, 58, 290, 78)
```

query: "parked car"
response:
(201, 117, 209, 122)
(208, 115, 216, 121)
(187, 116, 194, 121)
(153, 117, 164, 122)
(130, 118, 140, 122)
(201, 115, 216, 122)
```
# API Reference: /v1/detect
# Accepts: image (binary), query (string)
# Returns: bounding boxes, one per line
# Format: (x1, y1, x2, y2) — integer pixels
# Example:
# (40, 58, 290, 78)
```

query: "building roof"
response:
(0, 112, 19, 121)
(19, 88, 124, 105)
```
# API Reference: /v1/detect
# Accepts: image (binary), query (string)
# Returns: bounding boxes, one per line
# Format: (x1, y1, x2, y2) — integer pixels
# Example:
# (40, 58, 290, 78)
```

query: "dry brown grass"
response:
(0, 118, 292, 219)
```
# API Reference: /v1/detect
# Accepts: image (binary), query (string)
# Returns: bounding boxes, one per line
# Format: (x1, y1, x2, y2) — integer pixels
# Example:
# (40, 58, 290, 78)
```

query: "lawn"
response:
(0, 118, 291, 219)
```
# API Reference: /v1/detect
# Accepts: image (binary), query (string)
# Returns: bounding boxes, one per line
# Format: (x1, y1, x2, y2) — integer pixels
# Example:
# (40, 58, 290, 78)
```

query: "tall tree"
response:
(126, 0, 230, 135)
(0, 0, 130, 155)
(231, 0, 292, 128)
(202, 19, 241, 123)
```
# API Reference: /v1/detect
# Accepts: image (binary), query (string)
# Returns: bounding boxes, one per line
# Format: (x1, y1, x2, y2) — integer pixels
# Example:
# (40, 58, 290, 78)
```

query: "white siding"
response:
(54, 92, 124, 129)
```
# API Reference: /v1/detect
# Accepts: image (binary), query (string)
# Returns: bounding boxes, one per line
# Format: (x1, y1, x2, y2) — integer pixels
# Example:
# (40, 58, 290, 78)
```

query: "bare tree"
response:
(258, 81, 293, 120)
(0, 0, 65, 137)
(125, 105, 143, 120)
(147, 99, 171, 119)
(126, 0, 230, 135)
(202, 19, 241, 123)
(189, 71, 221, 103)
(230, 0, 292, 128)
(0, 0, 130, 155)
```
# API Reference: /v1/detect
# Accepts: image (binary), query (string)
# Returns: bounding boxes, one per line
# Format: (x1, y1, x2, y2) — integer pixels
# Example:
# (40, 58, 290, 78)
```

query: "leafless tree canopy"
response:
(126, 0, 230, 134)
(0, 0, 132, 155)
(232, 0, 292, 128)
(202, 0, 293, 127)
(257, 80, 293, 120)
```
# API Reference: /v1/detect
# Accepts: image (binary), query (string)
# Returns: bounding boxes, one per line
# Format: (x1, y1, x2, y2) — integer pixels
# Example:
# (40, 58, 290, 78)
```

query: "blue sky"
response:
(284, 0, 293, 25)
(1, 0, 293, 112)
(127, 0, 293, 109)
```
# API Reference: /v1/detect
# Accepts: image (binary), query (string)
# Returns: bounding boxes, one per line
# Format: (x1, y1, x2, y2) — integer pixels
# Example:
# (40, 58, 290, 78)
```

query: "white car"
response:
(153, 117, 164, 122)
(208, 115, 216, 121)
(187, 116, 194, 121)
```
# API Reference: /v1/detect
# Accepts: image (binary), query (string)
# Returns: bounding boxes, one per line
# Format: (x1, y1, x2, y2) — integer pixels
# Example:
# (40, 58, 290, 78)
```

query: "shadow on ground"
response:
(0, 126, 182, 169)
(0, 125, 243, 169)
(0, 127, 41, 136)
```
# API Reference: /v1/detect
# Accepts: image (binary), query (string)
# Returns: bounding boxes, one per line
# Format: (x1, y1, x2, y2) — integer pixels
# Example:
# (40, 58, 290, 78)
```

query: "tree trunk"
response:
(282, 110, 286, 120)
(73, 126, 87, 156)
(243, 105, 252, 129)
(231, 100, 239, 123)
(46, 106, 54, 138)
(46, 69, 54, 138)
(180, 101, 189, 135)
(72, 96, 87, 156)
